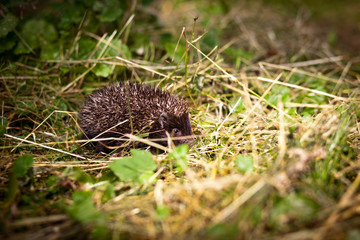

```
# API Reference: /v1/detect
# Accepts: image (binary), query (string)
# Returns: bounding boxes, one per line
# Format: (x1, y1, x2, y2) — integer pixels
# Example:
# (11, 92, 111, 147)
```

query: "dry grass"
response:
(1, 1, 360, 240)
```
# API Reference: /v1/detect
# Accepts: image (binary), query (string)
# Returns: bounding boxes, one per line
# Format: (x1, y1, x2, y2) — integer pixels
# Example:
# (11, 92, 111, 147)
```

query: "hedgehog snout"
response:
(181, 135, 196, 147)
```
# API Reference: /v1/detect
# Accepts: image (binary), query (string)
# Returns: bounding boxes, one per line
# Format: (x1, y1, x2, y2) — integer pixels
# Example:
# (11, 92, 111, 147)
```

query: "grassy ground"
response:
(1, 1, 360, 239)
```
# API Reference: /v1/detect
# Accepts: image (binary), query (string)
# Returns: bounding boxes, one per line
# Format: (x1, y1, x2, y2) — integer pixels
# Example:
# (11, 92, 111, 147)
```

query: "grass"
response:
(1, 1, 360, 239)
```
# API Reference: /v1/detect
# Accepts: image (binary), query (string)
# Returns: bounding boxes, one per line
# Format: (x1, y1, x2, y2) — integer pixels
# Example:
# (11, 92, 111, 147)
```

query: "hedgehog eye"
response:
(172, 128, 180, 135)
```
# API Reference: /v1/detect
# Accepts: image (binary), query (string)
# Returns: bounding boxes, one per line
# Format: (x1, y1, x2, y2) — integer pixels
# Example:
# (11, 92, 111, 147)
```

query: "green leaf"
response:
(56, 2, 84, 29)
(99, 7, 123, 22)
(235, 155, 253, 173)
(66, 191, 105, 225)
(206, 223, 238, 240)
(94, 0, 123, 22)
(13, 154, 34, 178)
(118, 42, 131, 58)
(229, 97, 245, 114)
(40, 43, 61, 60)
(108, 149, 157, 184)
(16, 100, 37, 116)
(93, 1, 105, 11)
(0, 116, 8, 136)
(155, 205, 171, 220)
(168, 144, 189, 172)
(59, 66, 70, 74)
(265, 85, 291, 106)
(77, 39, 97, 59)
(165, 42, 186, 63)
(90, 225, 109, 240)
(101, 183, 115, 202)
(93, 63, 113, 77)
(14, 19, 57, 55)
(202, 29, 221, 50)
(0, 14, 18, 38)
(63, 167, 94, 184)
(225, 47, 253, 61)
(56, 101, 68, 111)
(46, 175, 60, 194)
(96, 38, 131, 59)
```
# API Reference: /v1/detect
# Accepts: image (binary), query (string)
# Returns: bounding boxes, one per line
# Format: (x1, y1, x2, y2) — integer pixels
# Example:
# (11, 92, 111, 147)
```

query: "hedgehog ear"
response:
(159, 112, 169, 128)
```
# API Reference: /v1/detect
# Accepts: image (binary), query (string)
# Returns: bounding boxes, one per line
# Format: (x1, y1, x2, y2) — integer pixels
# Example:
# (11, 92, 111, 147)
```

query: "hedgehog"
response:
(80, 82, 194, 153)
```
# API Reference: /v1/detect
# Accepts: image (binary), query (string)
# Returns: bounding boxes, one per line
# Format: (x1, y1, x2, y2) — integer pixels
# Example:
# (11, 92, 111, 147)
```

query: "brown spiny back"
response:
(80, 82, 193, 152)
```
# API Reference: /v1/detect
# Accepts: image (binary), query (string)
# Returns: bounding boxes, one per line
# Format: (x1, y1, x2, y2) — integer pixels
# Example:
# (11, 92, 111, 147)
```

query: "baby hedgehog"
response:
(80, 82, 194, 153)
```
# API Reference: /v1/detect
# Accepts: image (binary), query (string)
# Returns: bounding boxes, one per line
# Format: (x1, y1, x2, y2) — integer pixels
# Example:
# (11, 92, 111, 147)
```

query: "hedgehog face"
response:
(149, 112, 194, 147)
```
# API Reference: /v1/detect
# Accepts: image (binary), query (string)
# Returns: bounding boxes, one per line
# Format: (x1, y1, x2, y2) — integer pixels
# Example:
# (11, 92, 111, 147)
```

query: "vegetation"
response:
(1, 0, 360, 239)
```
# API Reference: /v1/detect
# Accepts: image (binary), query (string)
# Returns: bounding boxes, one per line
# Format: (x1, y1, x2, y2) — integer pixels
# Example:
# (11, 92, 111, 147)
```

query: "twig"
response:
(5, 134, 104, 163)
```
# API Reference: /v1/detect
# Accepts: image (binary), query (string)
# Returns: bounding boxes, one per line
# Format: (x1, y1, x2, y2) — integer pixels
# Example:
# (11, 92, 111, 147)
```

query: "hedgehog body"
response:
(80, 82, 194, 152)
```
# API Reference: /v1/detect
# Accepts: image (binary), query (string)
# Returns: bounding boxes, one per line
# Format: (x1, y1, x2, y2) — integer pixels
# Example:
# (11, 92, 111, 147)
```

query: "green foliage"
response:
(13, 154, 34, 178)
(0, 14, 18, 53)
(80, 37, 131, 77)
(40, 42, 62, 60)
(63, 167, 95, 184)
(93, 0, 124, 22)
(168, 144, 189, 172)
(202, 29, 221, 50)
(14, 19, 57, 55)
(264, 75, 332, 116)
(66, 190, 106, 225)
(235, 155, 254, 173)
(51, 1, 90, 29)
(90, 225, 109, 240)
(0, 0, 133, 59)
(16, 100, 37, 117)
(77, 39, 97, 59)
(317, 105, 356, 182)
(225, 47, 253, 67)
(155, 205, 171, 220)
(0, 0, 359, 239)
(93, 64, 113, 77)
(206, 223, 238, 240)
(101, 183, 115, 202)
(269, 194, 319, 230)
(108, 149, 157, 184)
(1, 154, 33, 208)
(46, 175, 60, 194)
(265, 85, 291, 106)
(165, 42, 186, 63)
(0, 14, 18, 38)
(229, 97, 246, 114)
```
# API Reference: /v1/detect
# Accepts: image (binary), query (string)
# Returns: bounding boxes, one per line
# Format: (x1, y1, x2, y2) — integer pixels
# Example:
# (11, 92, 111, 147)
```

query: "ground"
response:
(1, 1, 360, 239)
